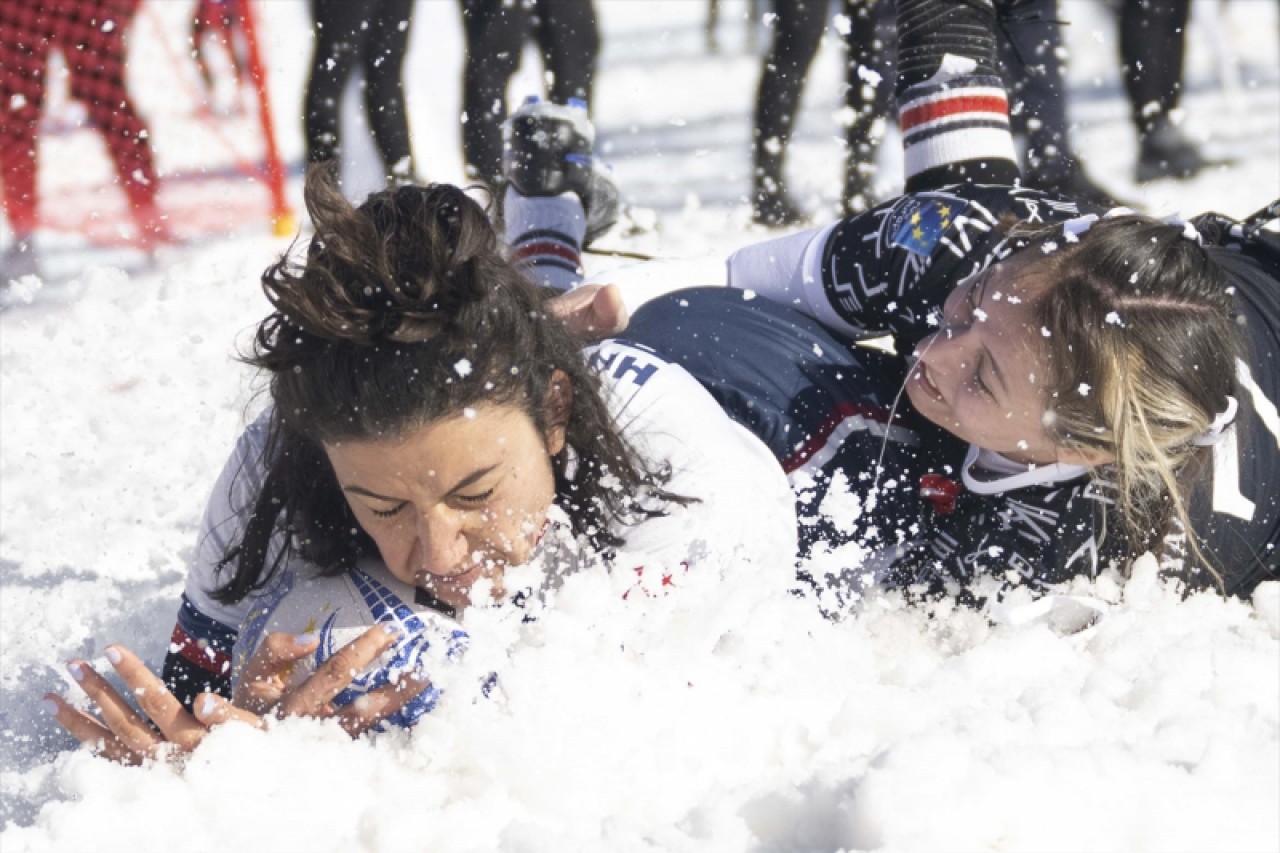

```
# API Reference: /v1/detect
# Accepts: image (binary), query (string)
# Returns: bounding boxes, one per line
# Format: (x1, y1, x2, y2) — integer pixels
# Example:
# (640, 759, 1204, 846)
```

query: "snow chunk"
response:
(454, 358, 473, 378)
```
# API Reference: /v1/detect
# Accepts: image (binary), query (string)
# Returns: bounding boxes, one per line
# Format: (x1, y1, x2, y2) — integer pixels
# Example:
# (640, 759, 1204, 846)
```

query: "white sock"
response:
(504, 188, 587, 292)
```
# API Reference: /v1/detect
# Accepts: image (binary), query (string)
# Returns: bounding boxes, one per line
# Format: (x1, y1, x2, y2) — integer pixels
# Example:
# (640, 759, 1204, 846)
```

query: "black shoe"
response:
(1136, 124, 1226, 183)
(752, 187, 808, 227)
(1027, 157, 1131, 209)
(503, 96, 620, 245)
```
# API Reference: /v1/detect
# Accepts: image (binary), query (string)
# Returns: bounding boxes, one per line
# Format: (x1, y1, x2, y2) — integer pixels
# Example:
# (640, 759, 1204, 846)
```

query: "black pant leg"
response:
(1119, 0, 1191, 134)
(362, 0, 416, 179)
(461, 0, 531, 184)
(752, 0, 828, 192)
(534, 0, 599, 105)
(305, 0, 375, 165)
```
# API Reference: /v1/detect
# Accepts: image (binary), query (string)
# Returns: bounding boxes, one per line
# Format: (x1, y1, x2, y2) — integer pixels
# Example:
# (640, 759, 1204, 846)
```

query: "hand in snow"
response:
(44, 644, 260, 765)
(548, 284, 628, 341)
(233, 625, 431, 737)
(46, 627, 430, 763)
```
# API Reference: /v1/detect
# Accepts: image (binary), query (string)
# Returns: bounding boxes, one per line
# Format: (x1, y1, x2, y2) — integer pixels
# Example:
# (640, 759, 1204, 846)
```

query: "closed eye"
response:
(371, 503, 406, 518)
(453, 488, 494, 507)
(973, 354, 995, 399)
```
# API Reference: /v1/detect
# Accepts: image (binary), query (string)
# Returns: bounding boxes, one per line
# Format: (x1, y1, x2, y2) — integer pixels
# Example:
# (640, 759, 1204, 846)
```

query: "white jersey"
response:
(179, 339, 797, 648)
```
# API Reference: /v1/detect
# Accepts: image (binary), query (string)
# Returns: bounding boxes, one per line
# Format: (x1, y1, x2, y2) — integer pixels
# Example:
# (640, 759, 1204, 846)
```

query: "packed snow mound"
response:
(3, 558, 1278, 853)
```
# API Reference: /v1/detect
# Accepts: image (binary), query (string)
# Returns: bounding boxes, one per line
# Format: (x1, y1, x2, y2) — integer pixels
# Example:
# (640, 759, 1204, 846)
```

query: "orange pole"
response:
(238, 0, 295, 236)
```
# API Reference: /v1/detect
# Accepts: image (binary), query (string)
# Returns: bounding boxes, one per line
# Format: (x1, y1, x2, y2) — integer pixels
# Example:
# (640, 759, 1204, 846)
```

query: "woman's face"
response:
(323, 401, 565, 611)
(906, 260, 1069, 465)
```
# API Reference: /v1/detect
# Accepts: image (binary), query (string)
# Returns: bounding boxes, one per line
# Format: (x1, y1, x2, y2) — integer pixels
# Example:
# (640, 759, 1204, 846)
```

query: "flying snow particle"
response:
(812, 343, 824, 357)
(974, 308, 988, 322)
(833, 13, 851, 35)
(463, 407, 477, 420)
(1041, 241, 1059, 254)
(1105, 311, 1125, 326)
(9, 93, 26, 110)
(101, 19, 115, 32)
(1077, 383, 1091, 396)
(454, 358, 473, 378)
(1017, 440, 1029, 450)
(742, 290, 757, 301)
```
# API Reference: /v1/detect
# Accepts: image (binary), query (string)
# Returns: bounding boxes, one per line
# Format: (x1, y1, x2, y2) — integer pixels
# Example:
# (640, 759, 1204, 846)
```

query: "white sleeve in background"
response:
(583, 255, 730, 317)
(183, 411, 292, 631)
(725, 223, 860, 336)
(586, 340, 799, 579)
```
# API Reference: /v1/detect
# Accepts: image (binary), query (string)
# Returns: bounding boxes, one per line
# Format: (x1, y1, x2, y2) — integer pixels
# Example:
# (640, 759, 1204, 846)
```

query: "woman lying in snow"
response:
(47, 0, 1279, 758)
(43, 165, 797, 760)
(605, 0, 1279, 607)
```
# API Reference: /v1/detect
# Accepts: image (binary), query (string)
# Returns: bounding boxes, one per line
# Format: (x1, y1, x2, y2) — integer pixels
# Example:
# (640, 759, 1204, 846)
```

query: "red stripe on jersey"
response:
(780, 401, 893, 474)
(169, 623, 231, 675)
(900, 94, 1008, 133)
(511, 240, 581, 266)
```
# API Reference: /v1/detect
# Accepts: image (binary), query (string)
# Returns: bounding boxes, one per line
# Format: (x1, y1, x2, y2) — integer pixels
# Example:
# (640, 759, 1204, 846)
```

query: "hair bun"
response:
(262, 168, 498, 346)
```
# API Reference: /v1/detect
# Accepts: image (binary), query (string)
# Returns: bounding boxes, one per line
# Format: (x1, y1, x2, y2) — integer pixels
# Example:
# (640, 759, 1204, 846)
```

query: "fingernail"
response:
(294, 633, 317, 646)
(198, 694, 219, 719)
(67, 662, 86, 682)
(104, 647, 122, 665)
(41, 697, 60, 716)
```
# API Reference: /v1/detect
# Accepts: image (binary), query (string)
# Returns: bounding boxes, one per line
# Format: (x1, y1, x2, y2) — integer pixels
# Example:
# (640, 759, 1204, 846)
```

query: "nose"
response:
(413, 506, 471, 577)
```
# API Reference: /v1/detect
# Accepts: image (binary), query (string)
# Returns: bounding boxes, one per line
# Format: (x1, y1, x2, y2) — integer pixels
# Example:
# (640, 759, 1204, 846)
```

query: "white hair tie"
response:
(1192, 396, 1239, 446)
(1159, 212, 1205, 246)
(1062, 213, 1098, 242)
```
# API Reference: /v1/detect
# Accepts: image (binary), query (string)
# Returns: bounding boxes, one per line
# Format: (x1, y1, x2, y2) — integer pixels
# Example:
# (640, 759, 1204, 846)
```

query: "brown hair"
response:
(213, 166, 685, 603)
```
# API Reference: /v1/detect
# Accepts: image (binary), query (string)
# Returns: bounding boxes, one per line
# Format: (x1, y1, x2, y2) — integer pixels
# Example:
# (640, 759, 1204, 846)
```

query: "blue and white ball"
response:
(233, 558, 468, 728)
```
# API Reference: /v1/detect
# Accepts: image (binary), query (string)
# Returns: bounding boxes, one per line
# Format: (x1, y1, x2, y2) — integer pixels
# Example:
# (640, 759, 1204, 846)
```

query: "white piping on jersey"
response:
(1237, 358, 1280, 449)
(786, 412, 919, 484)
(961, 444, 1089, 495)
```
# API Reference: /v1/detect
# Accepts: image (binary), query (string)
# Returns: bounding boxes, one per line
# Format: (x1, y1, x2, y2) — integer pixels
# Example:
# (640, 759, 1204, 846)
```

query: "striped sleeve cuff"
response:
(899, 75, 1016, 182)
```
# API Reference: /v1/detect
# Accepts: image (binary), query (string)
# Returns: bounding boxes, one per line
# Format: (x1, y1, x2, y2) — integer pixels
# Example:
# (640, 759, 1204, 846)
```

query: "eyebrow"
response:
(343, 465, 500, 502)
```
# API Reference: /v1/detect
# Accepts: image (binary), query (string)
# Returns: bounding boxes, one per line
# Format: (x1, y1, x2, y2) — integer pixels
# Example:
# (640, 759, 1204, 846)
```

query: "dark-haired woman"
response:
(44, 167, 797, 759)
(605, 0, 1280, 608)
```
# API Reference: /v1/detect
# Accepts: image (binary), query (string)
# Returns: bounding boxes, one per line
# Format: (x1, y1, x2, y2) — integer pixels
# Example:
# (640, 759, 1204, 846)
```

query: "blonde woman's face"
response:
(907, 262, 1074, 465)
(324, 402, 565, 612)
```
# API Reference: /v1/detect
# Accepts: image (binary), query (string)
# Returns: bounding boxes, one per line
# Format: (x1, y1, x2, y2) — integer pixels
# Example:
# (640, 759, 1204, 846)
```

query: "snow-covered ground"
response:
(2, 2, 1278, 850)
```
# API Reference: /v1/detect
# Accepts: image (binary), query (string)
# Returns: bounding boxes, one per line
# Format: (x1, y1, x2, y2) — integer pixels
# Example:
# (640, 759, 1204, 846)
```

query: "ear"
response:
(543, 369, 573, 456)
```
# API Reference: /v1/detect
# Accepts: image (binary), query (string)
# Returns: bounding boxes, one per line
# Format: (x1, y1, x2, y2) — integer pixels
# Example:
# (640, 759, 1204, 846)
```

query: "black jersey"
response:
(715, 183, 1279, 599)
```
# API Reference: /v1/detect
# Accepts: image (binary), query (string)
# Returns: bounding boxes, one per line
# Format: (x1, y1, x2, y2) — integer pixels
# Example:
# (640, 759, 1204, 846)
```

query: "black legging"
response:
(996, 0, 1072, 176)
(461, 0, 600, 185)
(752, 0, 892, 205)
(1118, 0, 1192, 134)
(304, 0, 415, 180)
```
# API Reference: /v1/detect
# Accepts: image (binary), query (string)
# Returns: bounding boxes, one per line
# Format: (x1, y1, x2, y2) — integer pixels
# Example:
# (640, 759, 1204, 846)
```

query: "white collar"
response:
(961, 444, 1090, 494)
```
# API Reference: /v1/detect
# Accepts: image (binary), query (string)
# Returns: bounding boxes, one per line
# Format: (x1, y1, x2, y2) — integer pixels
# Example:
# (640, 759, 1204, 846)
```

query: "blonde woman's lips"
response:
(913, 362, 947, 405)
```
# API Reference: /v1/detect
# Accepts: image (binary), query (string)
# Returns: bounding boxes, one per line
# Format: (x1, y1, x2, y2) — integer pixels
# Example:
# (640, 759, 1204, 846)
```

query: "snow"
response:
(2, 1, 1278, 850)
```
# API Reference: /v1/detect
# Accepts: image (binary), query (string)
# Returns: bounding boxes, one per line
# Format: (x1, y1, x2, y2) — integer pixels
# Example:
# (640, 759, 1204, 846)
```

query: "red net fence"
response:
(0, 0, 291, 251)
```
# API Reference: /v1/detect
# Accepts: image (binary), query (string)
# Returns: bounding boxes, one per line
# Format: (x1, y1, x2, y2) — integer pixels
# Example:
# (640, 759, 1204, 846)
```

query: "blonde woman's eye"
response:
(371, 504, 405, 518)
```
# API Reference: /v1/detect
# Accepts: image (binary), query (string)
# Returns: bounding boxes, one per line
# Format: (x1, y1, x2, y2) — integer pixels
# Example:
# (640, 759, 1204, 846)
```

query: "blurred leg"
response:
(0, 0, 51, 240)
(841, 0, 893, 211)
(535, 0, 599, 105)
(751, 0, 827, 225)
(362, 0, 415, 181)
(461, 0, 530, 185)
(305, 0, 373, 165)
